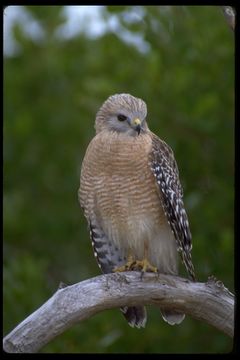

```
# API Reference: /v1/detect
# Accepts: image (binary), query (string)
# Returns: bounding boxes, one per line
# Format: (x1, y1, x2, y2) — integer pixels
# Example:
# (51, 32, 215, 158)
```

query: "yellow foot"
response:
(134, 258, 158, 273)
(113, 255, 137, 272)
(113, 256, 158, 273)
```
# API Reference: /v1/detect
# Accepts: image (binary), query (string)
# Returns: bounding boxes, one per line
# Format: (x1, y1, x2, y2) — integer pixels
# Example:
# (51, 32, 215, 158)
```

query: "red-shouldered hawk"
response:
(79, 93, 195, 328)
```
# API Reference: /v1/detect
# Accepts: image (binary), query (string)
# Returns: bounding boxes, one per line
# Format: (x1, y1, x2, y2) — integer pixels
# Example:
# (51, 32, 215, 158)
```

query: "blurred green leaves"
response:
(3, 6, 234, 353)
(3, 253, 50, 334)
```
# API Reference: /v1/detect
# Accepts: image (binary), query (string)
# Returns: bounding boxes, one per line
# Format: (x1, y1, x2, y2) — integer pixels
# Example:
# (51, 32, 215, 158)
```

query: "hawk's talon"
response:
(114, 257, 158, 274)
(134, 259, 158, 273)
(113, 255, 137, 273)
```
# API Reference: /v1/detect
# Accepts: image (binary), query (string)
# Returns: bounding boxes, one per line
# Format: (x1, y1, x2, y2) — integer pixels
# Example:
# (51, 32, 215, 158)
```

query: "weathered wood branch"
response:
(3, 272, 234, 353)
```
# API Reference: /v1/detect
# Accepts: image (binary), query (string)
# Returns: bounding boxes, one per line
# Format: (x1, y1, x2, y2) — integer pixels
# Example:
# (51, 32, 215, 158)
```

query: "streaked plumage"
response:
(79, 93, 195, 328)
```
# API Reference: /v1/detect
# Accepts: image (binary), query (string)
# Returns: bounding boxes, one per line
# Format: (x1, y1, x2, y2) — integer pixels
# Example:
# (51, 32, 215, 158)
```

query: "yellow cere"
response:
(132, 118, 141, 126)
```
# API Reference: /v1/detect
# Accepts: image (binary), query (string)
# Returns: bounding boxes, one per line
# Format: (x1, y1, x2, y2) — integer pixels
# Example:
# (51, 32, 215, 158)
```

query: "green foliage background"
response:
(3, 6, 234, 353)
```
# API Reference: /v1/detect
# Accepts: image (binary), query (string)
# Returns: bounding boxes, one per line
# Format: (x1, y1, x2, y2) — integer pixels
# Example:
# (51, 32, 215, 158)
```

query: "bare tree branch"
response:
(3, 272, 234, 353)
(221, 6, 236, 31)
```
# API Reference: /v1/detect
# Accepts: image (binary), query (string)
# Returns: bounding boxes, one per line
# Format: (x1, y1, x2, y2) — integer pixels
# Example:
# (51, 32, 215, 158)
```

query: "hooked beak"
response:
(131, 118, 142, 135)
(136, 124, 141, 135)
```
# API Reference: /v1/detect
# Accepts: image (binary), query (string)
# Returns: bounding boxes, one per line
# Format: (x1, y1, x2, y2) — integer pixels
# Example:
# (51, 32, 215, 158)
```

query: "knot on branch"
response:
(58, 281, 68, 289)
(207, 275, 234, 298)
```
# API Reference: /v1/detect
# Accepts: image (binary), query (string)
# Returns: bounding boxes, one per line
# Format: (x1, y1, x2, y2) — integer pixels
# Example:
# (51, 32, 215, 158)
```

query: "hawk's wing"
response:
(149, 133, 195, 281)
(88, 218, 126, 274)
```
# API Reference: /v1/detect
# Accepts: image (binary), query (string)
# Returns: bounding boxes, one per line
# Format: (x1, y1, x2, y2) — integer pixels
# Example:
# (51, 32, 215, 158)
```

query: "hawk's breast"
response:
(80, 130, 177, 272)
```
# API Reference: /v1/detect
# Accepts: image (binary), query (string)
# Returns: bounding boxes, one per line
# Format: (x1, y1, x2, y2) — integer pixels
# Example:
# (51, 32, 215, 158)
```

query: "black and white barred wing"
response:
(150, 134, 196, 281)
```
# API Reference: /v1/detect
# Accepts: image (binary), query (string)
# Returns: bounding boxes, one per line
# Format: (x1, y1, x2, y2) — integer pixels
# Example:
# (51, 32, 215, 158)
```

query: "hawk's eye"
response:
(117, 114, 127, 122)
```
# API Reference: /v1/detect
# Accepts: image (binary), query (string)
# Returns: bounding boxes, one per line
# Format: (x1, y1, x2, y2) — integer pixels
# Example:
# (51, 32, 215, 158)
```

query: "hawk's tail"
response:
(160, 309, 185, 325)
(120, 306, 147, 328)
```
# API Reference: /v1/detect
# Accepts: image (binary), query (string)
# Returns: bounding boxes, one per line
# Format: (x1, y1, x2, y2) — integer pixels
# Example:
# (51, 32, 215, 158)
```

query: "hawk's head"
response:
(95, 93, 148, 136)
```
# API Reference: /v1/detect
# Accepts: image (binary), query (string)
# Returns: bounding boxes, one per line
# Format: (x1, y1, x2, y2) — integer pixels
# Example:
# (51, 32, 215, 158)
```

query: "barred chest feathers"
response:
(80, 130, 178, 274)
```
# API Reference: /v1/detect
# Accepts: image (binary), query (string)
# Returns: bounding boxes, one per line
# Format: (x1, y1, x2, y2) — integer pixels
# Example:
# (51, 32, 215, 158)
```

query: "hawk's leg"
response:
(135, 258, 158, 273)
(113, 244, 158, 274)
(113, 251, 137, 272)
(134, 242, 158, 273)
